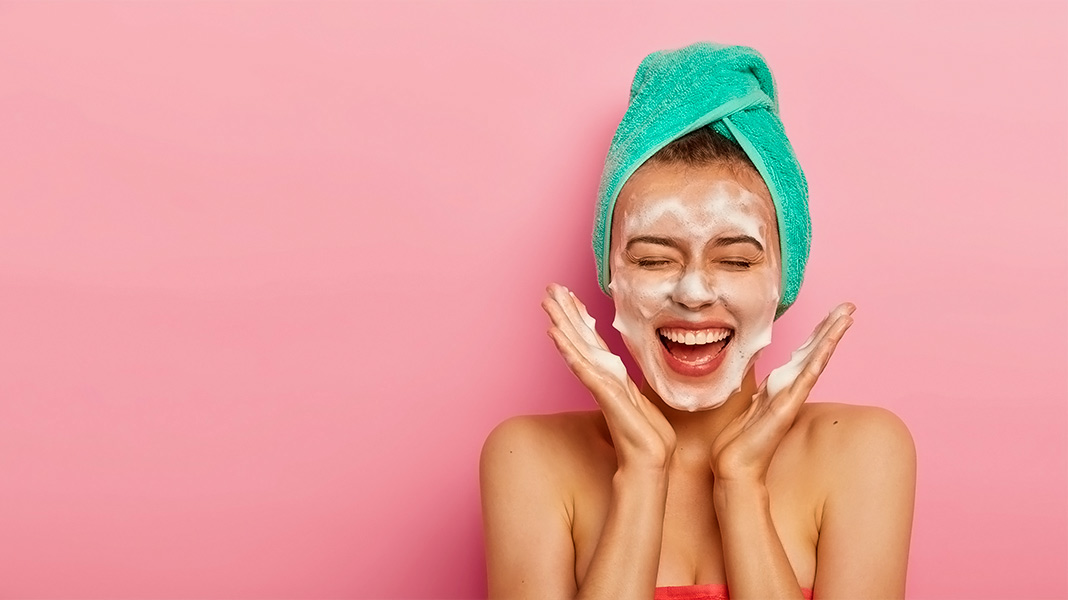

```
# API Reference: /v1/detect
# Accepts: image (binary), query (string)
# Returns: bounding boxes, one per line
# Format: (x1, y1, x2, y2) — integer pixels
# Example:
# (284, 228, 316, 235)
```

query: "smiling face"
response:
(608, 160, 782, 411)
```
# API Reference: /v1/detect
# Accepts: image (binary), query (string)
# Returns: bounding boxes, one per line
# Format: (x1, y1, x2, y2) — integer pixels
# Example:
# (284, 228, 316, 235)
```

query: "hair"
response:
(640, 126, 771, 200)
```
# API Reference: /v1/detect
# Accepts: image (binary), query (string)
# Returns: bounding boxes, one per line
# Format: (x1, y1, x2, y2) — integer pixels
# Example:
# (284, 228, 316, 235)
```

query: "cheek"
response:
(719, 270, 780, 318)
(611, 268, 676, 321)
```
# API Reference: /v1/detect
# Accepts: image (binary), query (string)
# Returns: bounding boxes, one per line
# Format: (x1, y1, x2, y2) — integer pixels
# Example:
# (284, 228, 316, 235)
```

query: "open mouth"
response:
(657, 326, 733, 370)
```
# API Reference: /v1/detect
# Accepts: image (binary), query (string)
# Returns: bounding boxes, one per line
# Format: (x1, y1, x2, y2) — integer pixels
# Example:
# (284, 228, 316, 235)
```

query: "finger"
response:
(787, 315, 831, 369)
(547, 326, 633, 418)
(544, 289, 632, 394)
(559, 288, 610, 350)
(542, 286, 593, 354)
(569, 290, 612, 349)
(800, 303, 855, 351)
(791, 314, 854, 396)
(806, 312, 854, 369)
(546, 325, 601, 389)
(793, 302, 856, 363)
(767, 310, 855, 412)
(548, 284, 602, 350)
(741, 384, 766, 423)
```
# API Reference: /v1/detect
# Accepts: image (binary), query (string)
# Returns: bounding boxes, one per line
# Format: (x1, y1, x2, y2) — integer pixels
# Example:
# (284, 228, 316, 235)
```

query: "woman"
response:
(480, 42, 916, 600)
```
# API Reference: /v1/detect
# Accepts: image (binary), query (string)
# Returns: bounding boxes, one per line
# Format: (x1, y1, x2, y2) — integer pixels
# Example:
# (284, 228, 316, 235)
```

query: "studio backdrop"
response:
(1, 1, 1065, 598)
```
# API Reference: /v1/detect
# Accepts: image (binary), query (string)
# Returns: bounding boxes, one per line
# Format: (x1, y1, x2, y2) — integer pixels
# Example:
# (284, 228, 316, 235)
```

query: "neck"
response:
(641, 368, 759, 471)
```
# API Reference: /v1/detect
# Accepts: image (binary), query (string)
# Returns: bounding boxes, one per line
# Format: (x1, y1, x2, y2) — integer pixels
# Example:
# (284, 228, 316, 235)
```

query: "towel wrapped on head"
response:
(593, 42, 811, 319)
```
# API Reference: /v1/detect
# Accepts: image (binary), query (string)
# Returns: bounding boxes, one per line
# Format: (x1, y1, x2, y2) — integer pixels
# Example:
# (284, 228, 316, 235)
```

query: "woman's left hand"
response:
(709, 303, 856, 484)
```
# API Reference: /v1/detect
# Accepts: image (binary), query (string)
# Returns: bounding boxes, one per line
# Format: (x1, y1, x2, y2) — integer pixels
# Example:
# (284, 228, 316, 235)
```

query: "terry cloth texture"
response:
(593, 42, 811, 319)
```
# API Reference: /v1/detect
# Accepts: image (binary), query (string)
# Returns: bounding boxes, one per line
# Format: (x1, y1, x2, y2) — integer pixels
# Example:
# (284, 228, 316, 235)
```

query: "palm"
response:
(542, 284, 676, 469)
(710, 303, 856, 482)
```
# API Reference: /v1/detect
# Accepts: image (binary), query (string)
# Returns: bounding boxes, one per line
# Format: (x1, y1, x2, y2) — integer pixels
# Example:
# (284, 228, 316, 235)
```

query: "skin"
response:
(608, 166, 781, 411)
(480, 161, 917, 600)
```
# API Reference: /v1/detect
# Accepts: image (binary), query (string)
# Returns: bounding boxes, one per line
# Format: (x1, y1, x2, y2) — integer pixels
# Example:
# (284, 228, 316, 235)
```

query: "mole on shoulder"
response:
(833, 420, 838, 425)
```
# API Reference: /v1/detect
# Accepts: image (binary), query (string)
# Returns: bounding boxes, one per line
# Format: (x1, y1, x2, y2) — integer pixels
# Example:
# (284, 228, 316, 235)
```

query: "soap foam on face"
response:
(609, 179, 780, 411)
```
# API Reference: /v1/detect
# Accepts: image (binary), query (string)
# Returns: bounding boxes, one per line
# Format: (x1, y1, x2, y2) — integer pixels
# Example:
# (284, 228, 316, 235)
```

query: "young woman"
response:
(480, 43, 916, 600)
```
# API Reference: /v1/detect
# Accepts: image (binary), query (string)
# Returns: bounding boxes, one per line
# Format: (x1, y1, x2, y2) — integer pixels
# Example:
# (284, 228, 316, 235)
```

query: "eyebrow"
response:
(626, 235, 682, 251)
(626, 234, 764, 252)
(712, 235, 764, 252)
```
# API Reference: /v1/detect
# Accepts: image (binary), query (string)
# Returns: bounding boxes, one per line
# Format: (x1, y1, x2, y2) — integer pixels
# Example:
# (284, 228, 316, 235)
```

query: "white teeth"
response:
(658, 327, 732, 345)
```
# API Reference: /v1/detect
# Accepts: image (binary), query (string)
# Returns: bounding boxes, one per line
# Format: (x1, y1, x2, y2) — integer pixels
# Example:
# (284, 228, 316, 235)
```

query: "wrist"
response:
(614, 463, 669, 491)
(619, 446, 675, 474)
(712, 478, 769, 511)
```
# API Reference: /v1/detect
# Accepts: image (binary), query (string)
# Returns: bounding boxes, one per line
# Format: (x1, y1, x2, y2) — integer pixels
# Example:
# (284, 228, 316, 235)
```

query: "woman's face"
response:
(608, 161, 782, 411)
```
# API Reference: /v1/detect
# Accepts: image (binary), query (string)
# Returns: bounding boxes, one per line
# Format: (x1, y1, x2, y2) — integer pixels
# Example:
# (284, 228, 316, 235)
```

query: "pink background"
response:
(1, 1, 1065, 598)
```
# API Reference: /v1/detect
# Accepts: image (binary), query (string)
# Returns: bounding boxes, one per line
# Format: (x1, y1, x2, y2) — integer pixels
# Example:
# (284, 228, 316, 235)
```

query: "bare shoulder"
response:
(792, 402, 917, 498)
(795, 402, 915, 461)
(480, 410, 611, 485)
(479, 411, 612, 599)
(799, 403, 918, 596)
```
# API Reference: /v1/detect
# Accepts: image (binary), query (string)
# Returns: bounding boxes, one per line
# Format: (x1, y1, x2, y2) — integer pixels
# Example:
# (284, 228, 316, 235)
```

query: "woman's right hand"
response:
(542, 283, 676, 472)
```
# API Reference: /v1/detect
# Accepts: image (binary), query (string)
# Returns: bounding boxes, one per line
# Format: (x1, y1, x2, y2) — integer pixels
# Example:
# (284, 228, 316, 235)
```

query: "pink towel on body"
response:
(654, 583, 814, 600)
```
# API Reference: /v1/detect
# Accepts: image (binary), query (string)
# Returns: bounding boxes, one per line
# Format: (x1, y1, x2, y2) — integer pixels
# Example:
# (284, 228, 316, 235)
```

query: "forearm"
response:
(714, 480, 805, 600)
(575, 467, 669, 600)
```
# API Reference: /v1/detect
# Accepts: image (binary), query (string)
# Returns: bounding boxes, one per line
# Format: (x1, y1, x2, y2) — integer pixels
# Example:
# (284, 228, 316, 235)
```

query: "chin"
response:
(648, 377, 734, 412)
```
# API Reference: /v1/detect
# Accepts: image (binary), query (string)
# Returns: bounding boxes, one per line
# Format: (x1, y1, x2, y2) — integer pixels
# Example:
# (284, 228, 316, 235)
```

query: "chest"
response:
(571, 459, 821, 588)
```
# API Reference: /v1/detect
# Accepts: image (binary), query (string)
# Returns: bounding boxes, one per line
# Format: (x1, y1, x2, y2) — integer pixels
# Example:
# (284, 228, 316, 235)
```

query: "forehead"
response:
(611, 162, 777, 238)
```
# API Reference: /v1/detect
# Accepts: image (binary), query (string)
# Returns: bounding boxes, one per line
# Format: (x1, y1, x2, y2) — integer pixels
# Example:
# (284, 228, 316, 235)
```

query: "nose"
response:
(671, 267, 719, 311)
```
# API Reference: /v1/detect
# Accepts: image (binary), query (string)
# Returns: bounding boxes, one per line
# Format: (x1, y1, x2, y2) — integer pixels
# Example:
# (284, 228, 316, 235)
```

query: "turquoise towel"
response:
(593, 42, 810, 319)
